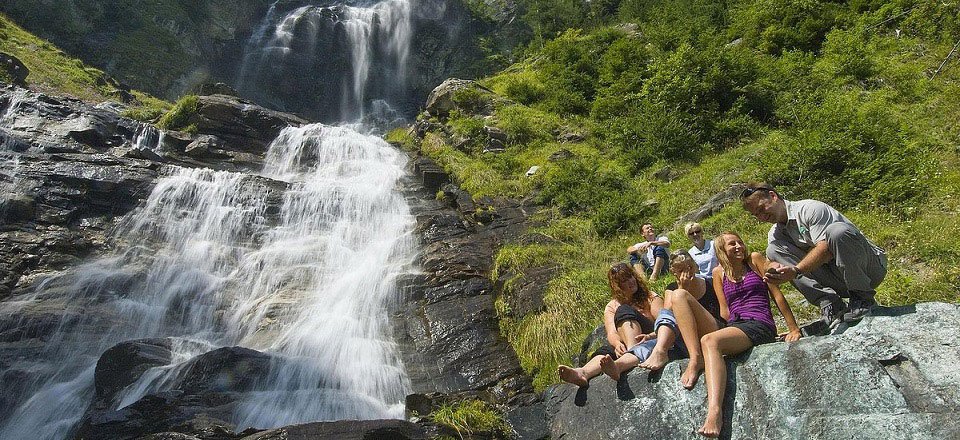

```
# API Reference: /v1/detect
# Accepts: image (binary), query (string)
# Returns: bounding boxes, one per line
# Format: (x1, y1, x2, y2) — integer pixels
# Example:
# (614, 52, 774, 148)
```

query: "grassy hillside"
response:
(393, 0, 960, 389)
(0, 13, 167, 118)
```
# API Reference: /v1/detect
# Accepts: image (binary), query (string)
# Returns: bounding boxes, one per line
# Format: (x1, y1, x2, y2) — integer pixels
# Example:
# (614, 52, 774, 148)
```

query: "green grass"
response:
(429, 400, 511, 438)
(411, 1, 960, 391)
(157, 95, 199, 133)
(0, 13, 169, 116)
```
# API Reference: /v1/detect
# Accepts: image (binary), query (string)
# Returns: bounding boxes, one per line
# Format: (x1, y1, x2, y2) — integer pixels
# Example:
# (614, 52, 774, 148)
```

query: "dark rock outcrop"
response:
(78, 345, 277, 440)
(678, 184, 743, 225)
(241, 419, 427, 440)
(396, 141, 538, 408)
(188, 94, 306, 154)
(0, 52, 28, 86)
(546, 303, 960, 440)
(95, 338, 175, 405)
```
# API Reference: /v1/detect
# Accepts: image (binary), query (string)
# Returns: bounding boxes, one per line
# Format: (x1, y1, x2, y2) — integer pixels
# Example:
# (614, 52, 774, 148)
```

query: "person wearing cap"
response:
(739, 182, 887, 328)
(627, 223, 671, 282)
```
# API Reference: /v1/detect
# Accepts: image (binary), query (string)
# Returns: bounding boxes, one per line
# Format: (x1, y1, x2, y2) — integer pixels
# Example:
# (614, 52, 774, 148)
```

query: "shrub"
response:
(815, 28, 875, 83)
(157, 95, 199, 132)
(451, 87, 491, 115)
(729, 0, 846, 54)
(537, 158, 629, 215)
(757, 91, 931, 216)
(500, 71, 546, 105)
(495, 104, 558, 145)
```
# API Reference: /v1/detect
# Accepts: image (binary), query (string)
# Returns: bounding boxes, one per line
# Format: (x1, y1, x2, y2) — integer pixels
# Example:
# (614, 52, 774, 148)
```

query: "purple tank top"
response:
(721, 268, 776, 331)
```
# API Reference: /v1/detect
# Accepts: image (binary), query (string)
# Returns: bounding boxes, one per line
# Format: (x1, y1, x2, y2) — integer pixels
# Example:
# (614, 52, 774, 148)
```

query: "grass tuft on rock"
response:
(429, 400, 511, 438)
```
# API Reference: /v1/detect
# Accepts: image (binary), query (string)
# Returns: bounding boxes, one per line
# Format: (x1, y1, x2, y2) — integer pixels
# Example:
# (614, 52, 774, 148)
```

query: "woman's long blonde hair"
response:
(714, 231, 751, 282)
(607, 262, 653, 313)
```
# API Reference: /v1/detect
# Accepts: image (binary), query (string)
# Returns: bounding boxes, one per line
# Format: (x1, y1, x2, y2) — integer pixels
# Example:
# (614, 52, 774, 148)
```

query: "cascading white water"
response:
(130, 122, 164, 152)
(1, 88, 30, 125)
(0, 123, 416, 438)
(235, 0, 413, 121)
(339, 0, 412, 116)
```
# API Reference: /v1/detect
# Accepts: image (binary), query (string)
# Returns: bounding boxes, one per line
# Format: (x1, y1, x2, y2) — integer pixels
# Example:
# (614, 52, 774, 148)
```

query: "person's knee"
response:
(668, 289, 689, 303)
(700, 333, 718, 350)
(824, 222, 857, 245)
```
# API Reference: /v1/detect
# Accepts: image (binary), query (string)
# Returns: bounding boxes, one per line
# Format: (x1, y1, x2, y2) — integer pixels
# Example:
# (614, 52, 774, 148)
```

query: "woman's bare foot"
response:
(697, 409, 722, 437)
(557, 365, 588, 387)
(639, 347, 670, 371)
(681, 359, 703, 390)
(599, 355, 621, 381)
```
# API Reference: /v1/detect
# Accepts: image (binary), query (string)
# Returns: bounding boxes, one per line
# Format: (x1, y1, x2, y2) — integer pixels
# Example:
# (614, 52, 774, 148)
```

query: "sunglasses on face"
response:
(687, 229, 703, 236)
(739, 187, 774, 200)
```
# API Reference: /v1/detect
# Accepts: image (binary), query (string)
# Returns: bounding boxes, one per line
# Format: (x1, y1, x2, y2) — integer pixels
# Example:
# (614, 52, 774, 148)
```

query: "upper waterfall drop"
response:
(236, 0, 414, 123)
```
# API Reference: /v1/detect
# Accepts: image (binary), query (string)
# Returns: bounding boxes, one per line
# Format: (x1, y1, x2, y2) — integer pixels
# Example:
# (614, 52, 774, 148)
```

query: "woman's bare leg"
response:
(697, 327, 753, 438)
(558, 354, 605, 387)
(639, 325, 676, 370)
(599, 353, 640, 381)
(618, 319, 644, 348)
(669, 289, 720, 389)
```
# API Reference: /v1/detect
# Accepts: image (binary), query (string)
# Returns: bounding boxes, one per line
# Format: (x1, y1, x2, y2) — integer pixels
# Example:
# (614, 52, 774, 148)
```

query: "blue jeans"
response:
(626, 309, 688, 361)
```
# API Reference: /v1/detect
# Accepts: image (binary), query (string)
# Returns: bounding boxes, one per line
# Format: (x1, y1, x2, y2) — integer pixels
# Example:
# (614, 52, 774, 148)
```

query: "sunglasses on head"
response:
(739, 187, 774, 200)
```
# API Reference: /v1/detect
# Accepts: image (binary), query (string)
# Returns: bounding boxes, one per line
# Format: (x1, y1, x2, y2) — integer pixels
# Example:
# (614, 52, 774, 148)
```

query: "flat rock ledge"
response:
(546, 302, 960, 440)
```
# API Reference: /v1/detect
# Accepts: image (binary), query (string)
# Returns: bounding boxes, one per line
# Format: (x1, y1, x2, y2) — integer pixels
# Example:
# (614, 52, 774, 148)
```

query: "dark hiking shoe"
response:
(843, 297, 876, 323)
(820, 300, 846, 330)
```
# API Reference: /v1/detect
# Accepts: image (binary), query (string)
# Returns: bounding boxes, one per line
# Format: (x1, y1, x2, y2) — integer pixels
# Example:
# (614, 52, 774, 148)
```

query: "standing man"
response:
(739, 183, 887, 326)
(627, 223, 671, 282)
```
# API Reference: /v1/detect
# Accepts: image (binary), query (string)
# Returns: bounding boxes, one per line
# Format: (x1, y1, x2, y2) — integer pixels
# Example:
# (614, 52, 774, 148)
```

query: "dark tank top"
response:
(666, 278, 721, 322)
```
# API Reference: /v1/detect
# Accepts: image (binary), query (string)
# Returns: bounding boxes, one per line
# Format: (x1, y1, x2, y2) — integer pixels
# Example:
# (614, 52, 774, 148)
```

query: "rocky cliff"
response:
(0, 0, 522, 121)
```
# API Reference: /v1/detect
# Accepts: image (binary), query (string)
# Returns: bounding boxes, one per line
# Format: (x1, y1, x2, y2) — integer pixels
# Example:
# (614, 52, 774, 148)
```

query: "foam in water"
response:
(130, 122, 164, 152)
(0, 123, 415, 438)
(0, 87, 30, 127)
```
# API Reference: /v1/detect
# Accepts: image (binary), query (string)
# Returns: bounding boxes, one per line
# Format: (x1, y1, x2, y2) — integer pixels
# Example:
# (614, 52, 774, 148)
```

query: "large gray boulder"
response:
(546, 302, 960, 439)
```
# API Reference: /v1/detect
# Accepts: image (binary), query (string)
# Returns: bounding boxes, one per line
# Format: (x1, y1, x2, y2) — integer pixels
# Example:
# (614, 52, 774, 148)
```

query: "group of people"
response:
(558, 183, 888, 437)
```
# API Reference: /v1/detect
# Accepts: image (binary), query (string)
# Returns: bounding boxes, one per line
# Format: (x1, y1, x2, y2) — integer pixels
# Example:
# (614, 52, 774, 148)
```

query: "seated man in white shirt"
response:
(627, 223, 671, 282)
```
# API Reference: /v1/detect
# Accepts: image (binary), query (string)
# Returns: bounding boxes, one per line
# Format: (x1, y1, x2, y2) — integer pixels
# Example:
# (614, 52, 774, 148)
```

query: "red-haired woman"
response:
(557, 262, 662, 386)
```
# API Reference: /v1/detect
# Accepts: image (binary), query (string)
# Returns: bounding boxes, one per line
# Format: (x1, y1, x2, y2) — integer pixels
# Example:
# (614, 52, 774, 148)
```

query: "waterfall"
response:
(130, 122, 163, 152)
(235, 0, 413, 122)
(0, 124, 416, 438)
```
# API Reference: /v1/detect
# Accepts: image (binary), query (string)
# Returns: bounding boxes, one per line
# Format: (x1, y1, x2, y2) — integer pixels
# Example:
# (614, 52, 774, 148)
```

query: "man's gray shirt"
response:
(768, 199, 884, 256)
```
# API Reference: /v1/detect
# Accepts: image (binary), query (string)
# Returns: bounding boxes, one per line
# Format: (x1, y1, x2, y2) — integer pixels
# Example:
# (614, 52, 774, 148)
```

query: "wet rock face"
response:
(546, 303, 960, 440)
(95, 338, 175, 406)
(0, 89, 162, 300)
(189, 94, 307, 154)
(242, 419, 427, 440)
(395, 188, 536, 403)
(78, 344, 277, 440)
